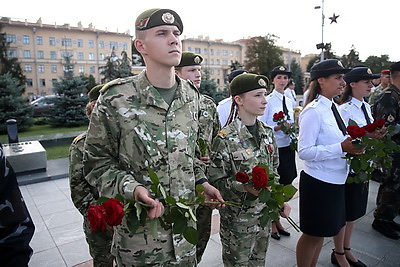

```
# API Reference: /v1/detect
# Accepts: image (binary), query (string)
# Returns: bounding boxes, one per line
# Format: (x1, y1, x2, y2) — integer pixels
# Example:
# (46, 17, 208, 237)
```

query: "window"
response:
(51, 65, 57, 73)
(216, 50, 220, 56)
(88, 40, 94, 48)
(37, 51, 44, 59)
(195, 48, 201, 54)
(99, 41, 104, 48)
(61, 38, 72, 46)
(216, 59, 220, 65)
(24, 50, 31, 58)
(236, 51, 239, 57)
(26, 79, 33, 87)
(36, 36, 43, 45)
(39, 79, 46, 87)
(50, 51, 57, 59)
(122, 42, 127, 50)
(203, 48, 207, 55)
(99, 53, 105, 60)
(23, 35, 30, 44)
(49, 37, 55, 46)
(79, 66, 84, 73)
(38, 65, 45, 73)
(222, 50, 228, 56)
(61, 51, 73, 59)
(6, 34, 16, 43)
(78, 52, 84, 60)
(8, 49, 17, 58)
(210, 59, 214, 65)
(210, 49, 214, 55)
(25, 64, 32, 73)
(90, 66, 95, 73)
(77, 39, 83, 47)
(188, 47, 192, 52)
(110, 41, 117, 50)
(89, 53, 95, 60)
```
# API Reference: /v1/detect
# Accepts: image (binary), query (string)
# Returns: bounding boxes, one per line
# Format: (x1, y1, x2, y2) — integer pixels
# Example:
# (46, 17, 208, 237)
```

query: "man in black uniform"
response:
(372, 61, 400, 239)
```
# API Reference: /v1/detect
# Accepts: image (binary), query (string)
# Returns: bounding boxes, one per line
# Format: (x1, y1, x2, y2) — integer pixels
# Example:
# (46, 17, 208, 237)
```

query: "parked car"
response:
(31, 95, 59, 117)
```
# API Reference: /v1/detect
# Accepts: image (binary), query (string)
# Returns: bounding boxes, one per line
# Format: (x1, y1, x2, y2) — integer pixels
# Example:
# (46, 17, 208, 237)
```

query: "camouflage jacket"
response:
(69, 131, 98, 215)
(208, 118, 279, 214)
(198, 94, 220, 154)
(83, 70, 206, 263)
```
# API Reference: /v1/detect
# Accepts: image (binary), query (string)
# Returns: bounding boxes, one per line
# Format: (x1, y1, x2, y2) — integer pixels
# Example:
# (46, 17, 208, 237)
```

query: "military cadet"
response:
(371, 61, 400, 240)
(175, 51, 220, 263)
(69, 84, 114, 267)
(259, 65, 297, 241)
(369, 69, 391, 110)
(217, 69, 247, 127)
(83, 8, 224, 266)
(338, 67, 383, 267)
(0, 143, 35, 267)
(296, 59, 362, 267)
(209, 73, 291, 266)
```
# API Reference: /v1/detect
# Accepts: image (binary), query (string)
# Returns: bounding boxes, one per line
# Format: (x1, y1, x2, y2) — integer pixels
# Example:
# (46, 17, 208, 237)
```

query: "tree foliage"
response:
(199, 69, 227, 104)
(245, 35, 284, 78)
(0, 73, 33, 133)
(364, 55, 392, 74)
(289, 60, 305, 95)
(100, 48, 133, 83)
(341, 45, 362, 68)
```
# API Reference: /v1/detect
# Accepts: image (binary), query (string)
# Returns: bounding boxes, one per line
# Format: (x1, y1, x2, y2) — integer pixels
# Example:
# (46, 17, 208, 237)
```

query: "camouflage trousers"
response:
(114, 251, 197, 267)
(83, 218, 114, 267)
(196, 205, 212, 263)
(219, 210, 271, 267)
(374, 153, 400, 221)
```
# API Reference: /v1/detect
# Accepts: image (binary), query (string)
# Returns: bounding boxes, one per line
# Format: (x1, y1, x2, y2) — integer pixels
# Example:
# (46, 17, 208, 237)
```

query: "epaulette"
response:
(340, 101, 352, 111)
(72, 132, 87, 144)
(307, 99, 320, 108)
(100, 76, 136, 93)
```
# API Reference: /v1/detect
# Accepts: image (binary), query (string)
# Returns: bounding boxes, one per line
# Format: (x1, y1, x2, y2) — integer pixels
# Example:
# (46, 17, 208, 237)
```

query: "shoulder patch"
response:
(100, 76, 136, 93)
(217, 129, 228, 138)
(72, 132, 87, 144)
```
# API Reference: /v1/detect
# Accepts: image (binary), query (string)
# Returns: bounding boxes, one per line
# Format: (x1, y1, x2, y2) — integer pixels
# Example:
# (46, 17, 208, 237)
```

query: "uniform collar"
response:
(350, 97, 364, 108)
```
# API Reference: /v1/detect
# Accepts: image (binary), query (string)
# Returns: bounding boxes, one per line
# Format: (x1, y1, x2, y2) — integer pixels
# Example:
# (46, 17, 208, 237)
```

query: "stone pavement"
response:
(18, 156, 400, 267)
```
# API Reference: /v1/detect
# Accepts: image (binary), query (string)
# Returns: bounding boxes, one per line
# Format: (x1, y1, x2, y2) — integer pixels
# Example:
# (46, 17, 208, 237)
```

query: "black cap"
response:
(230, 73, 269, 96)
(135, 8, 183, 33)
(228, 69, 248, 83)
(344, 67, 380, 83)
(270, 66, 292, 80)
(310, 59, 350, 81)
(390, 61, 400, 72)
(176, 51, 203, 67)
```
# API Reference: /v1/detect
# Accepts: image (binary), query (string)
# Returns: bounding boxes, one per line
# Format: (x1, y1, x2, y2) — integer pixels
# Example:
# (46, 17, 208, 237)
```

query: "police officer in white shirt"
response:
(295, 59, 363, 267)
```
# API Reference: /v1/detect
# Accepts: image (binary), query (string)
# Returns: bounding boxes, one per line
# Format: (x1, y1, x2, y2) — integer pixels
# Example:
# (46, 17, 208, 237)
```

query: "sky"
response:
(2, 0, 399, 62)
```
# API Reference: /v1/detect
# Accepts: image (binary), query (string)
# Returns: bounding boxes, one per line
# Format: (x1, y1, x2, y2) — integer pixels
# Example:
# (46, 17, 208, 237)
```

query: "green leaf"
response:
(158, 184, 167, 199)
(148, 167, 160, 184)
(97, 196, 109, 204)
(348, 119, 358, 126)
(258, 188, 271, 203)
(173, 218, 188, 234)
(196, 184, 205, 194)
(176, 202, 190, 210)
(150, 219, 158, 240)
(197, 138, 207, 157)
(188, 207, 197, 222)
(134, 202, 142, 219)
(183, 226, 198, 245)
(165, 196, 177, 205)
(282, 185, 297, 200)
(260, 213, 270, 228)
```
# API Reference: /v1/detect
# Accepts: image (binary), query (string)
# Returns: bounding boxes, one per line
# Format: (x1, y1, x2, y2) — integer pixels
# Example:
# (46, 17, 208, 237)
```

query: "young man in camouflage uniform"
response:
(372, 61, 400, 240)
(83, 8, 224, 266)
(175, 51, 220, 263)
(69, 84, 114, 267)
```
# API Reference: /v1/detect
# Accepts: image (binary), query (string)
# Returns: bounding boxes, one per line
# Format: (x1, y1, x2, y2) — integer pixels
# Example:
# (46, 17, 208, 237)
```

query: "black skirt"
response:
(345, 178, 369, 221)
(299, 171, 346, 237)
(277, 146, 297, 185)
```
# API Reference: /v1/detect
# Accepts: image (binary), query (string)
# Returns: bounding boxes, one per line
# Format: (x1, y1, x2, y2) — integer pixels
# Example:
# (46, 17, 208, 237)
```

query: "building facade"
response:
(1, 17, 132, 97)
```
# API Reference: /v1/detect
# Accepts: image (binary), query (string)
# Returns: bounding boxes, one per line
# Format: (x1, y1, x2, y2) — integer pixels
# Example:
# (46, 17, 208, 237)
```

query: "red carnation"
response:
(374, 118, 386, 128)
(363, 123, 377, 133)
(103, 198, 125, 226)
(236, 172, 250, 183)
(347, 125, 366, 139)
(273, 111, 285, 122)
(88, 205, 107, 232)
(251, 166, 269, 189)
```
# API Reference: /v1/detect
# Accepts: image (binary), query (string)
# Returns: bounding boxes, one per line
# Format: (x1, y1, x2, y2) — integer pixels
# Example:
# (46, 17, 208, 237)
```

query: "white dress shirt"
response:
(217, 97, 232, 127)
(298, 95, 349, 184)
(339, 97, 374, 127)
(284, 88, 296, 105)
(258, 90, 295, 148)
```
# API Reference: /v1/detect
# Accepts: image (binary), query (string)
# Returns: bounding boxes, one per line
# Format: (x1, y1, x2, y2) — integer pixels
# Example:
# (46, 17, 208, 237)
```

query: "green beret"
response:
(176, 52, 203, 67)
(88, 84, 104, 102)
(135, 8, 183, 33)
(230, 73, 269, 96)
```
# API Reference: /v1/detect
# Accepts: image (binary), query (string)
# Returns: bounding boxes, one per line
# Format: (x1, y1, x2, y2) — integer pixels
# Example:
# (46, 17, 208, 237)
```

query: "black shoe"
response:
(271, 232, 280, 240)
(277, 228, 291, 236)
(372, 219, 400, 239)
(344, 247, 367, 267)
(389, 221, 400, 232)
(331, 249, 345, 266)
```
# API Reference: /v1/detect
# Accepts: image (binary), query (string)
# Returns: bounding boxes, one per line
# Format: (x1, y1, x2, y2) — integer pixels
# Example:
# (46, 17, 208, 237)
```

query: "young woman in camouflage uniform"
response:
(209, 73, 291, 267)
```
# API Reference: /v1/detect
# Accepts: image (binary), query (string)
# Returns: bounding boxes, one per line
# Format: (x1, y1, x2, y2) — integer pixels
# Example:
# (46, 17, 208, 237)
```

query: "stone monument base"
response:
(3, 141, 47, 174)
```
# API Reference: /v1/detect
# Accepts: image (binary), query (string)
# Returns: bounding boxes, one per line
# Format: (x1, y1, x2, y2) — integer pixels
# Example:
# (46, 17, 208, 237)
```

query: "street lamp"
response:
(314, 0, 325, 61)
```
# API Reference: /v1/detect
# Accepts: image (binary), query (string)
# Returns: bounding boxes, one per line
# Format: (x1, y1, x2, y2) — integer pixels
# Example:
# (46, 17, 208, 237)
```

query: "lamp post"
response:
(315, 0, 325, 61)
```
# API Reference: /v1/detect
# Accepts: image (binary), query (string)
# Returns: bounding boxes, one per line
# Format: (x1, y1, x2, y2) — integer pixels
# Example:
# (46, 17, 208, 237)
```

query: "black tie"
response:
(331, 103, 346, 136)
(283, 96, 289, 116)
(291, 90, 296, 101)
(361, 103, 371, 124)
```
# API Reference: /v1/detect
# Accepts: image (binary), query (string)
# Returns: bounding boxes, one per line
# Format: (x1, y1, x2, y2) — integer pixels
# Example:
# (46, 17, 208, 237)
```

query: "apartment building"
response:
(182, 36, 243, 91)
(1, 17, 132, 97)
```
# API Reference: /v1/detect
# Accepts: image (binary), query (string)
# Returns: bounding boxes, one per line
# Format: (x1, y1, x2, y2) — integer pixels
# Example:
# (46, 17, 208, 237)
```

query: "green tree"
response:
(290, 59, 305, 95)
(245, 35, 284, 78)
(100, 49, 133, 83)
(341, 45, 362, 68)
(0, 72, 33, 133)
(199, 69, 226, 103)
(119, 51, 133, 78)
(364, 55, 392, 74)
(132, 40, 144, 66)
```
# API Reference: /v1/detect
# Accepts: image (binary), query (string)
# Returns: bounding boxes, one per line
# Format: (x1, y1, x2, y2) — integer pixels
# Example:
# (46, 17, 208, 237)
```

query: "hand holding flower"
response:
(279, 202, 291, 219)
(341, 137, 365, 155)
(202, 182, 225, 209)
(133, 185, 164, 219)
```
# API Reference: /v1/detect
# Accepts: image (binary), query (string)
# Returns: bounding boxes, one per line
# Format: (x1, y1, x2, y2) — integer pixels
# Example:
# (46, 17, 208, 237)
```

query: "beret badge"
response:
(136, 18, 149, 29)
(162, 12, 175, 24)
(367, 68, 372, 74)
(337, 61, 344, 67)
(194, 56, 201, 64)
(279, 66, 285, 71)
(258, 78, 267, 87)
